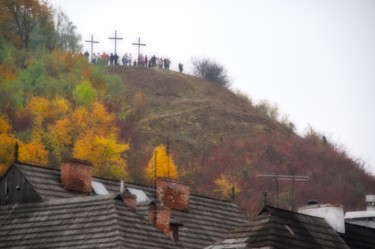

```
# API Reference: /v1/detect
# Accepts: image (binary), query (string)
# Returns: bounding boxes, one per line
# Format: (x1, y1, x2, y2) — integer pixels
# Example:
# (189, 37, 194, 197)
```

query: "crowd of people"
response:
(84, 51, 182, 72)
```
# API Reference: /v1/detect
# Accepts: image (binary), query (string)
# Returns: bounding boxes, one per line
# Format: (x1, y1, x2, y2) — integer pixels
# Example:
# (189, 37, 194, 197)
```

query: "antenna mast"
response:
(257, 171, 309, 210)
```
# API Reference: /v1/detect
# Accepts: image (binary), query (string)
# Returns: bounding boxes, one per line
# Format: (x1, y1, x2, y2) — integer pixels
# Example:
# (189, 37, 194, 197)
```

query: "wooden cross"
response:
(108, 30, 123, 55)
(85, 34, 99, 62)
(132, 37, 146, 60)
(257, 171, 309, 210)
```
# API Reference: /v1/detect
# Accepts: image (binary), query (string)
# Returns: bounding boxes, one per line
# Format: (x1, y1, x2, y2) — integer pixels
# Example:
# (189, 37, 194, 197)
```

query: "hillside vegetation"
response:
(110, 66, 375, 216)
(0, 0, 374, 216)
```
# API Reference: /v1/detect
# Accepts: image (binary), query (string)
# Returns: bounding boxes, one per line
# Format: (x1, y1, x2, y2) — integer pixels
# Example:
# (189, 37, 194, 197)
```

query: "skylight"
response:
(91, 181, 109, 195)
(128, 188, 149, 204)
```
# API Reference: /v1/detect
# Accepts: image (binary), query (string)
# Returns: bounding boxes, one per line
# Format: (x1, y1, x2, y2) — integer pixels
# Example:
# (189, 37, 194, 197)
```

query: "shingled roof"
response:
(0, 195, 184, 248)
(339, 222, 375, 249)
(0, 163, 246, 249)
(204, 205, 350, 249)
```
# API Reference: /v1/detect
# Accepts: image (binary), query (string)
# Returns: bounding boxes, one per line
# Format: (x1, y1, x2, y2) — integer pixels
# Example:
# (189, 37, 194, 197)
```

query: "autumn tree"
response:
(71, 102, 129, 179)
(73, 132, 129, 179)
(145, 144, 178, 182)
(0, 113, 17, 175)
(18, 140, 48, 166)
(0, 0, 55, 50)
(214, 174, 241, 199)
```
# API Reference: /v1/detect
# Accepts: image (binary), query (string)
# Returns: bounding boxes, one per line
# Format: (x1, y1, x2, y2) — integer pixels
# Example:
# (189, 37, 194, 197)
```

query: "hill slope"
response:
(109, 66, 375, 216)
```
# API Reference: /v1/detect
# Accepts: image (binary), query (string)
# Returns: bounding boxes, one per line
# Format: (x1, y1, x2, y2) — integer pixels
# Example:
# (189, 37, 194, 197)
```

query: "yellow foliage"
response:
(73, 132, 129, 179)
(0, 113, 12, 134)
(49, 118, 72, 145)
(0, 134, 17, 175)
(18, 140, 48, 166)
(0, 114, 17, 175)
(145, 144, 178, 182)
(89, 102, 117, 135)
(214, 174, 241, 199)
(71, 106, 89, 137)
(26, 96, 52, 126)
(51, 97, 71, 118)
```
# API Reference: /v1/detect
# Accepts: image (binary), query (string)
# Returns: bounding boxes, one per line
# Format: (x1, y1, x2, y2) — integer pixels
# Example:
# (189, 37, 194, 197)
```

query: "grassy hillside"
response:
(110, 66, 375, 216)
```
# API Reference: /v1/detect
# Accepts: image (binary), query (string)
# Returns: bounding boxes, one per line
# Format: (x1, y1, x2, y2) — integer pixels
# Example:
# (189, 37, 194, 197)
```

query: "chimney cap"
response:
(306, 199, 318, 205)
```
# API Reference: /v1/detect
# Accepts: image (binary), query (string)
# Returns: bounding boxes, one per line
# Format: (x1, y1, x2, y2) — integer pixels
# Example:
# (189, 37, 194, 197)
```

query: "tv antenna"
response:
(257, 171, 309, 210)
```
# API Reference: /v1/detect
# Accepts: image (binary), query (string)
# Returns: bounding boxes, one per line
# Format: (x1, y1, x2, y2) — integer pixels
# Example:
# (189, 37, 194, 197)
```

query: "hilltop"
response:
(109, 66, 375, 216)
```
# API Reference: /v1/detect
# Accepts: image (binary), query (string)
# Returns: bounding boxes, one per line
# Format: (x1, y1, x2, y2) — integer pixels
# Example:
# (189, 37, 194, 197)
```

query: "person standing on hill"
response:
(129, 53, 132, 66)
(109, 53, 114, 65)
(84, 51, 89, 61)
(179, 63, 183, 73)
(114, 54, 119, 65)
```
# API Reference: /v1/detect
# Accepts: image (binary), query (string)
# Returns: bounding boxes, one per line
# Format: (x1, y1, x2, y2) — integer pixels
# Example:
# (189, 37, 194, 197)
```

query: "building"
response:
(205, 203, 375, 249)
(2, 160, 375, 248)
(0, 160, 246, 248)
(204, 205, 350, 249)
(344, 195, 375, 229)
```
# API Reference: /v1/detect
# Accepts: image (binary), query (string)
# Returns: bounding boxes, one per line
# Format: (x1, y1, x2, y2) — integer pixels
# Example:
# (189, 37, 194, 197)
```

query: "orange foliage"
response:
(18, 140, 48, 166)
(26, 96, 52, 125)
(81, 65, 91, 80)
(50, 118, 72, 145)
(52, 97, 70, 115)
(0, 113, 16, 175)
(0, 64, 17, 80)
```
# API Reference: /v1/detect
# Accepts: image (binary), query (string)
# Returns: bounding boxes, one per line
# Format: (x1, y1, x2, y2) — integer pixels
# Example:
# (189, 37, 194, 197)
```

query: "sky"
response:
(48, 0, 375, 175)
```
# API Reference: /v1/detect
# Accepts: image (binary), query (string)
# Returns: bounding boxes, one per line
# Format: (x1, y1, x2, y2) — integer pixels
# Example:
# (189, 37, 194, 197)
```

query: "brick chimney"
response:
(156, 178, 190, 212)
(61, 159, 92, 193)
(119, 190, 137, 210)
(149, 202, 171, 236)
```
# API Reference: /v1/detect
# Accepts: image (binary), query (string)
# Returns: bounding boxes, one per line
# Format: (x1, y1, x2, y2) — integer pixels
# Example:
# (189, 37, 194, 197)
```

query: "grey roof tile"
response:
(205, 206, 350, 249)
(0, 195, 183, 249)
(1, 163, 246, 249)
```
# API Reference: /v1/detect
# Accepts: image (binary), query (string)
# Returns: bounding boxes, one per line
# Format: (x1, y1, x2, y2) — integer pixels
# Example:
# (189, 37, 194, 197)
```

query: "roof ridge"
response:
(13, 162, 238, 204)
(0, 194, 118, 210)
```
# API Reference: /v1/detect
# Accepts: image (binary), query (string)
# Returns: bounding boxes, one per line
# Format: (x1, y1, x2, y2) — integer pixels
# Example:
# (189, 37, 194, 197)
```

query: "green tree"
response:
(73, 80, 97, 106)
(55, 8, 82, 53)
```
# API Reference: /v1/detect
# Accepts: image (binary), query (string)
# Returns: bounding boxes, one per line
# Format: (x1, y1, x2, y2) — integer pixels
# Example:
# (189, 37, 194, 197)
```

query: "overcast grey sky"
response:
(49, 0, 375, 175)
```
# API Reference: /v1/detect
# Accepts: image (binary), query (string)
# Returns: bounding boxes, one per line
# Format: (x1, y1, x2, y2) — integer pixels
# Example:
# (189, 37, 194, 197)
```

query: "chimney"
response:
(149, 202, 171, 236)
(298, 203, 345, 233)
(61, 159, 93, 193)
(156, 178, 190, 212)
(366, 195, 375, 211)
(119, 190, 137, 210)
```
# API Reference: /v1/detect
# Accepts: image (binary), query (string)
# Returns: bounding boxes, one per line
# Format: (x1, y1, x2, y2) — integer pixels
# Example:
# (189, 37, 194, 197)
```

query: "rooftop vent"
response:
(366, 195, 375, 211)
(91, 181, 109, 195)
(128, 188, 149, 204)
